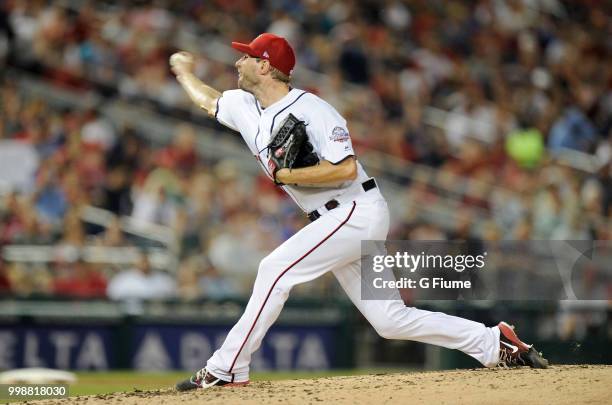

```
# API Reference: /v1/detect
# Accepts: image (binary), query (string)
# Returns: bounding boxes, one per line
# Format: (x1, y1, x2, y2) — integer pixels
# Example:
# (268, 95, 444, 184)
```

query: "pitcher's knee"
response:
(257, 255, 280, 281)
(258, 254, 275, 274)
(373, 322, 399, 339)
(271, 285, 290, 301)
(256, 255, 292, 299)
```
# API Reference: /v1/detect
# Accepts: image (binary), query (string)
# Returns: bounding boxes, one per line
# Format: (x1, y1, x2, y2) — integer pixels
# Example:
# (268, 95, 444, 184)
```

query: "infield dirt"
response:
(36, 365, 610, 405)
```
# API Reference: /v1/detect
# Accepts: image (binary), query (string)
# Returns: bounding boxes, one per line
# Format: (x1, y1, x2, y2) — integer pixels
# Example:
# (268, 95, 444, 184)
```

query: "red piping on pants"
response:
(228, 202, 357, 373)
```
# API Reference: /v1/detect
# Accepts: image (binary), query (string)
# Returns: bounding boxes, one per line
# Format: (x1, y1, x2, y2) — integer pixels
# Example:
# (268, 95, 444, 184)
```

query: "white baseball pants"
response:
(206, 192, 500, 382)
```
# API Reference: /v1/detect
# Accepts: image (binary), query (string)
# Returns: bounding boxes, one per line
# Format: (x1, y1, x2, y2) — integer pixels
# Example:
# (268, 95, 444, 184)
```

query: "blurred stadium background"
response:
(0, 0, 610, 389)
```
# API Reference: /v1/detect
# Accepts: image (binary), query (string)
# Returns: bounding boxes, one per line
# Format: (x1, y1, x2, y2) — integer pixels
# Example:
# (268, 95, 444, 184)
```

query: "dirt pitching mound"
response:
(40, 365, 610, 405)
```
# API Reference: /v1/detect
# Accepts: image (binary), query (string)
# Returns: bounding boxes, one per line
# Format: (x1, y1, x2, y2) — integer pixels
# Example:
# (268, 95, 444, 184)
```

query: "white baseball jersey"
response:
(215, 88, 371, 212)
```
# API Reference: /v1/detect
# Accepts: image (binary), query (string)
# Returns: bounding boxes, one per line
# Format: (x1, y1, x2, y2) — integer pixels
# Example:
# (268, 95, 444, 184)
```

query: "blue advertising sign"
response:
(0, 325, 114, 370)
(130, 324, 335, 371)
(0, 323, 336, 371)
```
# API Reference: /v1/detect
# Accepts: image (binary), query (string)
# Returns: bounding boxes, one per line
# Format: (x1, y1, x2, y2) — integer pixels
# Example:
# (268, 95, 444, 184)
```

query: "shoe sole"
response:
(498, 321, 532, 353)
(175, 380, 250, 391)
(220, 381, 250, 388)
(524, 347, 549, 369)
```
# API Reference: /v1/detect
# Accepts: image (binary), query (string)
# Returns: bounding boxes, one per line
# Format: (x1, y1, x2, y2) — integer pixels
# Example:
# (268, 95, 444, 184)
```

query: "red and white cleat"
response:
(497, 321, 549, 369)
(176, 368, 249, 391)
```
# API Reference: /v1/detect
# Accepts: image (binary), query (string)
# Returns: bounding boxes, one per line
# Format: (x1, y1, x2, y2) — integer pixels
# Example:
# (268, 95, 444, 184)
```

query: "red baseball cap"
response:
(231, 33, 296, 76)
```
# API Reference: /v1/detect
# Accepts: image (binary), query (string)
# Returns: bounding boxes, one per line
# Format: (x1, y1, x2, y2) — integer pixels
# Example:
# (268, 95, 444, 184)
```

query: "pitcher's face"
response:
(235, 54, 262, 92)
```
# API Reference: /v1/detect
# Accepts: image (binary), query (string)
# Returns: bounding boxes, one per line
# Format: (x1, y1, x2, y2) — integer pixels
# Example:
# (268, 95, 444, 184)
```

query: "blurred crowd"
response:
(0, 0, 610, 304)
(0, 80, 307, 300)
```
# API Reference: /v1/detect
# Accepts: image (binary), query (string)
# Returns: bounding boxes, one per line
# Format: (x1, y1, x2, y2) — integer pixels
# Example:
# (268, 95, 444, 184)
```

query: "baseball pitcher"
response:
(171, 33, 548, 390)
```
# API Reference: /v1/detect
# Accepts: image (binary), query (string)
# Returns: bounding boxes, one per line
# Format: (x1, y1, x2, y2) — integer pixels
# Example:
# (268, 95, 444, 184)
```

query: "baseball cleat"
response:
(497, 321, 549, 369)
(175, 368, 249, 391)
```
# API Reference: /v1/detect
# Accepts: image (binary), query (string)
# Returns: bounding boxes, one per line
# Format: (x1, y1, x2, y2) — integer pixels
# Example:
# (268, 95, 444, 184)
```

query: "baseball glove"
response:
(267, 113, 319, 183)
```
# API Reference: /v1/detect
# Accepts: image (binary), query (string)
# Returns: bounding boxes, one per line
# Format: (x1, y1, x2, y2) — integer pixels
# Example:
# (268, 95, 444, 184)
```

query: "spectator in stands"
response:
(156, 124, 199, 176)
(0, 192, 52, 244)
(58, 209, 86, 248)
(52, 256, 107, 298)
(177, 254, 238, 301)
(81, 108, 116, 152)
(131, 169, 182, 226)
(106, 250, 176, 301)
(100, 165, 133, 216)
(548, 105, 598, 153)
(33, 160, 67, 225)
(505, 115, 545, 169)
(95, 217, 127, 247)
(12, 201, 53, 245)
(176, 257, 200, 301)
(7, 262, 53, 297)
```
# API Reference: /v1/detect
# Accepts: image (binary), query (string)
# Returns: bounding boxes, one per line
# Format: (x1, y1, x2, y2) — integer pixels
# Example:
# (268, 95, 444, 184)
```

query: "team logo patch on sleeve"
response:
(330, 127, 350, 142)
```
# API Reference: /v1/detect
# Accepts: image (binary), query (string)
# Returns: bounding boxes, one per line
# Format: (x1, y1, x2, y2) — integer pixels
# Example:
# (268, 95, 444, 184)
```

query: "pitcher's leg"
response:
(208, 203, 362, 382)
(333, 261, 500, 367)
(205, 257, 288, 382)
